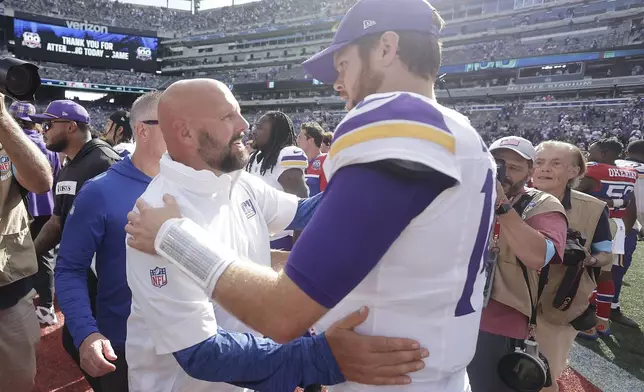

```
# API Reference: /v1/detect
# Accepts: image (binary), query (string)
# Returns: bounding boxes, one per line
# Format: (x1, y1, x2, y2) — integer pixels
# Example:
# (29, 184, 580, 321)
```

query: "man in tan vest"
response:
(0, 93, 54, 391)
(468, 136, 568, 392)
(532, 141, 613, 392)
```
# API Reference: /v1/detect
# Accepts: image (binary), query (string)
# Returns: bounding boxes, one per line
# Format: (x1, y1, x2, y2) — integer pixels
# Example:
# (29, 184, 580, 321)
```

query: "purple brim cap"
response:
(30, 100, 90, 124)
(302, 42, 353, 85)
(303, 0, 441, 85)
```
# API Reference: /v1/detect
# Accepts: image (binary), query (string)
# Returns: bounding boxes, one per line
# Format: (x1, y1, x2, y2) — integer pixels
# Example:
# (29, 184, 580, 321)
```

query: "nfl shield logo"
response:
(241, 199, 257, 219)
(150, 267, 168, 288)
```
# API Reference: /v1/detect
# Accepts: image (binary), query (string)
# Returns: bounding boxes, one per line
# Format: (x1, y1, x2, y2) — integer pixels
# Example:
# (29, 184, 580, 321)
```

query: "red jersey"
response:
(585, 162, 637, 218)
(305, 154, 328, 196)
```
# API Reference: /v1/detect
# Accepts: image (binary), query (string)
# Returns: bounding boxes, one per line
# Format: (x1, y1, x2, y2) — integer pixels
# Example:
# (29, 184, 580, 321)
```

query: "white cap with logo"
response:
(489, 136, 536, 161)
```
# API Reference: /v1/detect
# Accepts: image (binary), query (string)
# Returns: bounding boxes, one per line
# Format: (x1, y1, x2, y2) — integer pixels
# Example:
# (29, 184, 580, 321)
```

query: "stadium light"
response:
(0, 57, 41, 101)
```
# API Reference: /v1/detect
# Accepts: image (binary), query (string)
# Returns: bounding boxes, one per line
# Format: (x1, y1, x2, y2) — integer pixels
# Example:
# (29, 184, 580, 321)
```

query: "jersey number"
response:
(454, 169, 494, 317)
(606, 184, 634, 199)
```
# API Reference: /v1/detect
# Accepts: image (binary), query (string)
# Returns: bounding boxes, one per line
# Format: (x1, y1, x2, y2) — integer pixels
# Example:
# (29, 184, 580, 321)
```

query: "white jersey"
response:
(247, 145, 308, 241)
(616, 158, 644, 223)
(318, 92, 496, 392)
(126, 154, 297, 392)
(113, 141, 136, 157)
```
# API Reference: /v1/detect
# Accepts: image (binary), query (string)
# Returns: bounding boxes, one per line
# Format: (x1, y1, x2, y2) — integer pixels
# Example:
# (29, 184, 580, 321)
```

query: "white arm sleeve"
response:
(154, 218, 238, 295)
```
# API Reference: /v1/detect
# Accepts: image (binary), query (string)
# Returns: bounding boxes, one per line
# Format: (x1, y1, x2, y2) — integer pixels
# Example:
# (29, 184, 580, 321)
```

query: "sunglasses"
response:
(42, 120, 73, 131)
(141, 120, 159, 125)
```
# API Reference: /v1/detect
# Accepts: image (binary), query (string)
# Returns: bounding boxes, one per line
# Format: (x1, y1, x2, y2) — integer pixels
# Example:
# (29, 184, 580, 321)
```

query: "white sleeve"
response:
(126, 246, 219, 355)
(271, 146, 308, 181)
(239, 172, 298, 235)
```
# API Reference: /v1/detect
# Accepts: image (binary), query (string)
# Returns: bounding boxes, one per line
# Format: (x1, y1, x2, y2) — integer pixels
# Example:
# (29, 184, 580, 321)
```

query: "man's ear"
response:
(378, 31, 400, 67)
(136, 123, 147, 142)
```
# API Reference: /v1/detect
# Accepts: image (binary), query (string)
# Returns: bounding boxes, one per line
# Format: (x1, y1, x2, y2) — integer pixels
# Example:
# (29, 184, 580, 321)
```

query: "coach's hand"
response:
(126, 194, 181, 254)
(79, 332, 117, 377)
(325, 307, 428, 385)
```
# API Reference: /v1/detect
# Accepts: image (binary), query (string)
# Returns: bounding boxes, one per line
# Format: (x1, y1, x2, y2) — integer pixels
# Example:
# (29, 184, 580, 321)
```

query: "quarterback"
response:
(126, 0, 495, 391)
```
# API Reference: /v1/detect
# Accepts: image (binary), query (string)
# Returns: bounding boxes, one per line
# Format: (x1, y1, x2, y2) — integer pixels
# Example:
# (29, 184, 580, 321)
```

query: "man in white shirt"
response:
(125, 79, 429, 392)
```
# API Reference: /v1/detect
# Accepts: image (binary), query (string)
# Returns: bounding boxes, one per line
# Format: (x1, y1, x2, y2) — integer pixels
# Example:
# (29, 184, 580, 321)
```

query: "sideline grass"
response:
(575, 244, 644, 381)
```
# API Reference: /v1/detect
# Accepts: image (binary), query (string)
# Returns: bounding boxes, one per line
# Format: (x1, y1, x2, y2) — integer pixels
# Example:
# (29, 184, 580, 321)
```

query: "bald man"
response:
(125, 79, 427, 392)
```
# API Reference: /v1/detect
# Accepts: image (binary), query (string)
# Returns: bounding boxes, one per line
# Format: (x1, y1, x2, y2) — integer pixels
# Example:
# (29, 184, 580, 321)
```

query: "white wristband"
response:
(155, 218, 236, 295)
(613, 199, 624, 208)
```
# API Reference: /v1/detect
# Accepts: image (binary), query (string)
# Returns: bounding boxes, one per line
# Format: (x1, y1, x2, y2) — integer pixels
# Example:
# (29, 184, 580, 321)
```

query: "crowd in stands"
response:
(5, 0, 642, 89)
(70, 95, 643, 154)
(6, 0, 354, 34)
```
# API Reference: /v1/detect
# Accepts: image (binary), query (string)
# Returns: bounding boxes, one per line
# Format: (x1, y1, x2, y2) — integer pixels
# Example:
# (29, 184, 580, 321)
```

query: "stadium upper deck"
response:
(2, 0, 643, 104)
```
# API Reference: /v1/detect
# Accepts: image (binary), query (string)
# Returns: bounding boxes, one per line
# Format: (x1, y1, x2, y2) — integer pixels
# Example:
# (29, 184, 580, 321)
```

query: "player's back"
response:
(616, 159, 644, 221)
(315, 92, 495, 391)
(586, 162, 637, 218)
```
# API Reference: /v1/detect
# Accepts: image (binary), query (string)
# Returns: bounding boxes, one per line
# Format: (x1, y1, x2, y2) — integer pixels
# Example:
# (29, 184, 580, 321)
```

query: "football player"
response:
(577, 138, 638, 337)
(247, 111, 309, 250)
(297, 122, 328, 196)
(125, 0, 496, 390)
(611, 140, 644, 328)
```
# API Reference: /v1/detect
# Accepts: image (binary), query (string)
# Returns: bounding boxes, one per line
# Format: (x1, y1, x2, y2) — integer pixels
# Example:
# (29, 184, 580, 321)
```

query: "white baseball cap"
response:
(489, 136, 536, 161)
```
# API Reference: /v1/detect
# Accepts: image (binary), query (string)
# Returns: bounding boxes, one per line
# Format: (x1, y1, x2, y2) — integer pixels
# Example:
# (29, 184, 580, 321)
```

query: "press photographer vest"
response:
(0, 147, 38, 287)
(538, 189, 605, 326)
(492, 190, 567, 318)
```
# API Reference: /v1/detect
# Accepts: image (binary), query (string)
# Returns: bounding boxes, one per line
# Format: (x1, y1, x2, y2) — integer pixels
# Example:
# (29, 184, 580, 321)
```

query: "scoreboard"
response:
(13, 18, 158, 73)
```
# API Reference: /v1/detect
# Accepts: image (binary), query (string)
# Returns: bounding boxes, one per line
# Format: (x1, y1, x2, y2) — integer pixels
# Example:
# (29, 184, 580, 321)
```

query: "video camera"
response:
(0, 57, 41, 101)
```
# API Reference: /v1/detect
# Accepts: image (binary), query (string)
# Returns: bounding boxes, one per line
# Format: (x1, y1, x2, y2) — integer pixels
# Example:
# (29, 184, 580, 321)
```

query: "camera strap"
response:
(512, 192, 550, 338)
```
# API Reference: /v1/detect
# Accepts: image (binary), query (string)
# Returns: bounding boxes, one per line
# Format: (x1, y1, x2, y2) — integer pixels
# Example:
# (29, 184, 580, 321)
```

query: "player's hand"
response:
(325, 307, 428, 386)
(79, 332, 117, 377)
(126, 194, 181, 254)
(0, 93, 5, 113)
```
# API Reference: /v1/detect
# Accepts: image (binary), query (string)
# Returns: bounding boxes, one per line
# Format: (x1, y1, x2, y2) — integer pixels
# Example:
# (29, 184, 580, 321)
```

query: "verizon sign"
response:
(65, 21, 109, 34)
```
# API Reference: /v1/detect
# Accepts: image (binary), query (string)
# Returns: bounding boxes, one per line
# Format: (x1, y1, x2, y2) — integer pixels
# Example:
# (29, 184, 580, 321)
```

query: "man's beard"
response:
(502, 174, 531, 197)
(197, 130, 248, 174)
(46, 137, 68, 153)
(345, 60, 384, 110)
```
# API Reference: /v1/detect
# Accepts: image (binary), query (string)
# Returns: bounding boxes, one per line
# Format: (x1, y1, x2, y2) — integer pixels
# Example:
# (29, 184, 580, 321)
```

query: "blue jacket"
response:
(55, 156, 151, 350)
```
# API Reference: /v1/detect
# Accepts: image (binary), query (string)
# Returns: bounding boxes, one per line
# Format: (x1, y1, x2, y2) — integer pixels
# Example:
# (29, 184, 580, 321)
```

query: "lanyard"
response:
(491, 220, 501, 252)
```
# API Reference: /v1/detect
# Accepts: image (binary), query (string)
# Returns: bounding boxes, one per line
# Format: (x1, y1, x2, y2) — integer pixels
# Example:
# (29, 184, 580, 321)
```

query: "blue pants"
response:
(612, 228, 638, 307)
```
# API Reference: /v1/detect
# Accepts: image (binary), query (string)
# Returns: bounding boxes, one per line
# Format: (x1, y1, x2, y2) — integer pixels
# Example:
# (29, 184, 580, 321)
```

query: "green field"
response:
(575, 244, 644, 381)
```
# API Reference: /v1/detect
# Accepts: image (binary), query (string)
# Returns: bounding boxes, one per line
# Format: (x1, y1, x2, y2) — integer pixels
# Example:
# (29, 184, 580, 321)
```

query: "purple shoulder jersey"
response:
(23, 128, 61, 217)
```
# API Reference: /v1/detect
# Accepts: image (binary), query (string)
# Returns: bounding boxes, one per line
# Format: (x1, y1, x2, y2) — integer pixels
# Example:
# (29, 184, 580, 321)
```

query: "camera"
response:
(0, 57, 41, 101)
(498, 338, 552, 392)
(496, 158, 507, 182)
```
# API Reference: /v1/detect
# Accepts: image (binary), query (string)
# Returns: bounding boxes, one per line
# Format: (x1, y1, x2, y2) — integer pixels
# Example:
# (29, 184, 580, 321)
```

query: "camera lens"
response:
(0, 57, 41, 101)
(6, 66, 32, 97)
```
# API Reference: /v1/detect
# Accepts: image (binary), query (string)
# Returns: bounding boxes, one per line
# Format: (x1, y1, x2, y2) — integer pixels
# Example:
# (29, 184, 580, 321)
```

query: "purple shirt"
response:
(284, 161, 455, 308)
(23, 128, 61, 217)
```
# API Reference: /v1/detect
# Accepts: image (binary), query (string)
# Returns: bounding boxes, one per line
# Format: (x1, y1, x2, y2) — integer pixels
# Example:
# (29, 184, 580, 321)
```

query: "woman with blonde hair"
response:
(531, 141, 613, 391)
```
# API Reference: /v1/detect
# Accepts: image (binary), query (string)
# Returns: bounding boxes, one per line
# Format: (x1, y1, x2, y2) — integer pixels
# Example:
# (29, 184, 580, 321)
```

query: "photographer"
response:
(8, 101, 62, 326)
(468, 136, 568, 392)
(532, 141, 612, 392)
(0, 94, 54, 391)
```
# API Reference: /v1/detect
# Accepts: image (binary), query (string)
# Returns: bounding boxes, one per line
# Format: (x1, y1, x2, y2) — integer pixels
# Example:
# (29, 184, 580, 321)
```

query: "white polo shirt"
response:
(125, 154, 298, 392)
